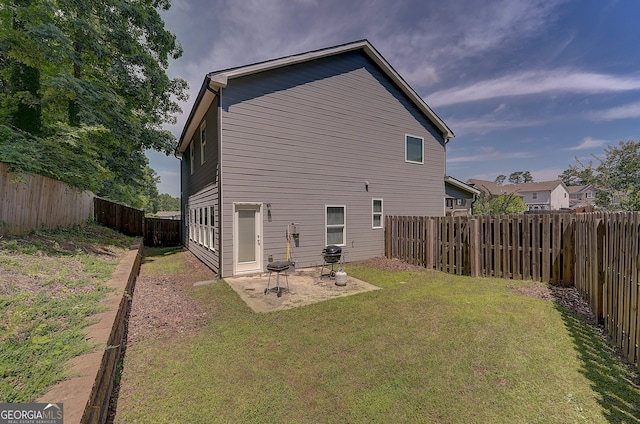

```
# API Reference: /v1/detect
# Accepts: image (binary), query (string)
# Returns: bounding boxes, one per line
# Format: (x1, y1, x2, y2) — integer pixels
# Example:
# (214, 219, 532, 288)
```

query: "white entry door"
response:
(234, 203, 262, 274)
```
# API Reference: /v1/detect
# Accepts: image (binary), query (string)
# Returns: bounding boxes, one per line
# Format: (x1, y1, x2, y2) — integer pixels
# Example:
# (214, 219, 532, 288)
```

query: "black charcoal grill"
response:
(320, 245, 342, 279)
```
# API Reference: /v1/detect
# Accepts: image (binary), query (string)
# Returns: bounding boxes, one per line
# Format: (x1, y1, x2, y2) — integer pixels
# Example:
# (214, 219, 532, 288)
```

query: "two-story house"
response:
(177, 40, 454, 277)
(468, 179, 570, 211)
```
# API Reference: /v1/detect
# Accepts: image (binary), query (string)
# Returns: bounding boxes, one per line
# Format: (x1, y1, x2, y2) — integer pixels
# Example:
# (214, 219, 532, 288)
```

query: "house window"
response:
(204, 207, 209, 247)
(326, 206, 346, 246)
(200, 121, 206, 165)
(210, 207, 215, 250)
(405, 135, 424, 164)
(372, 199, 383, 229)
(189, 209, 193, 241)
(445, 198, 454, 208)
(532, 192, 537, 200)
(199, 207, 204, 245)
(190, 143, 194, 175)
(586, 192, 594, 199)
(456, 198, 465, 206)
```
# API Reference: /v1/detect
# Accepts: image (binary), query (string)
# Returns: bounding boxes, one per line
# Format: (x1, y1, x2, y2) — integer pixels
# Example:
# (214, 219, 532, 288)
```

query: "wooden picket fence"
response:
(385, 213, 640, 370)
(94, 197, 181, 247)
(0, 162, 94, 235)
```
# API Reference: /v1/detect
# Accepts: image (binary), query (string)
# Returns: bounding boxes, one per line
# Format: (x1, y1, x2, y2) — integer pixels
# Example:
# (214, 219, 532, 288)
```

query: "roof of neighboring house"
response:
(567, 184, 596, 194)
(445, 176, 480, 196)
(177, 39, 454, 154)
(467, 179, 568, 196)
(510, 180, 568, 193)
(467, 179, 516, 195)
(155, 211, 181, 218)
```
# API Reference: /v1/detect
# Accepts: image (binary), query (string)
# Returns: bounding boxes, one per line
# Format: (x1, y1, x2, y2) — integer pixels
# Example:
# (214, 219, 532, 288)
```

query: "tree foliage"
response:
(156, 193, 180, 211)
(473, 191, 527, 216)
(559, 140, 640, 211)
(0, 0, 187, 207)
(508, 171, 533, 184)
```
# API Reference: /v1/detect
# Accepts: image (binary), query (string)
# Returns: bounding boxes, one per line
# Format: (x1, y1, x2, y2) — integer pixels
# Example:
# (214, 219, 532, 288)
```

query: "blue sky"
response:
(149, 0, 640, 197)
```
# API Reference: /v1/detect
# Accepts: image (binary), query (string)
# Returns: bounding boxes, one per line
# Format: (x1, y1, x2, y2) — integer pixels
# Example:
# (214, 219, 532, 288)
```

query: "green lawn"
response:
(0, 224, 134, 402)
(116, 250, 640, 423)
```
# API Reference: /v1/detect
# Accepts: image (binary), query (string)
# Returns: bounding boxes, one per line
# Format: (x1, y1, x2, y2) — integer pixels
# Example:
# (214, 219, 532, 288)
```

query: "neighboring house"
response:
(155, 211, 182, 220)
(444, 176, 480, 216)
(468, 179, 570, 211)
(567, 184, 597, 208)
(176, 40, 454, 277)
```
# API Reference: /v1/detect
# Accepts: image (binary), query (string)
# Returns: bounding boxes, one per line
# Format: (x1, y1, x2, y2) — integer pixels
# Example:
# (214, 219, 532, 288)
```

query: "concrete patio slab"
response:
(224, 267, 381, 313)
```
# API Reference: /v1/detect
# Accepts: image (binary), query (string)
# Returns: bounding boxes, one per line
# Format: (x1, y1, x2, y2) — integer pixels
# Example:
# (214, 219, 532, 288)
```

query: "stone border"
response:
(38, 240, 142, 424)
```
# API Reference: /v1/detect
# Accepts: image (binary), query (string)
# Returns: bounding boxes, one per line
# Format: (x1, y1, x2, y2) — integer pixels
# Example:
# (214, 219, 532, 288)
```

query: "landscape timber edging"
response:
(38, 239, 142, 424)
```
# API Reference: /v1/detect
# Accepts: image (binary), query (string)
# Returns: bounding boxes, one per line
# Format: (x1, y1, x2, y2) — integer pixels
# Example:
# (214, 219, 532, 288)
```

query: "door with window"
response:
(233, 203, 262, 274)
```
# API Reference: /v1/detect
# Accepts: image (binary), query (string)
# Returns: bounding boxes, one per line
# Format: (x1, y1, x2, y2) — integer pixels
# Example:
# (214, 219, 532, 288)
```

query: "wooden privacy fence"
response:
(0, 162, 93, 235)
(144, 217, 181, 247)
(94, 197, 181, 247)
(385, 214, 575, 284)
(386, 213, 640, 370)
(573, 212, 639, 367)
(94, 197, 144, 236)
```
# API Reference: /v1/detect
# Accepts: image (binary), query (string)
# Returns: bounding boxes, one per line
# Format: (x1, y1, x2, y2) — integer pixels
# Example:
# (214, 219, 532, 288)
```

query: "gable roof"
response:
(445, 176, 480, 196)
(177, 40, 454, 154)
(567, 184, 596, 194)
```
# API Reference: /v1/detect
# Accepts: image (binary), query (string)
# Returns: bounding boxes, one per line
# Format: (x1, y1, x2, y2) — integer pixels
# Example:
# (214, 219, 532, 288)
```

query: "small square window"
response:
(405, 135, 424, 164)
(532, 192, 537, 199)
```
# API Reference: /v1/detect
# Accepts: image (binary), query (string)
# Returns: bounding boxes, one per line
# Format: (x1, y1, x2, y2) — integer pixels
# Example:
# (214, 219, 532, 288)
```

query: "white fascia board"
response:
(445, 176, 481, 195)
(177, 86, 216, 154)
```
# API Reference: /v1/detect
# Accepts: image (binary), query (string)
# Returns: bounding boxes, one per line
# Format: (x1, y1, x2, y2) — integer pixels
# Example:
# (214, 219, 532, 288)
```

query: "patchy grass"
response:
(116, 253, 640, 423)
(0, 224, 134, 402)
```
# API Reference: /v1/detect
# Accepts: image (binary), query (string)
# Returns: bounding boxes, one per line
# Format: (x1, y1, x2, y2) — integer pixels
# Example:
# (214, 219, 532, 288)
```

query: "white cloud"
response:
(448, 146, 534, 163)
(449, 117, 543, 135)
(565, 137, 607, 151)
(427, 70, 640, 106)
(591, 101, 640, 121)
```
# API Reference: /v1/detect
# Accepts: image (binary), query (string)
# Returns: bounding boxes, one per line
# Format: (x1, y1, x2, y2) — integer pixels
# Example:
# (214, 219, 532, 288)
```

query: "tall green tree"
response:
(0, 0, 187, 207)
(508, 171, 533, 184)
(559, 140, 640, 211)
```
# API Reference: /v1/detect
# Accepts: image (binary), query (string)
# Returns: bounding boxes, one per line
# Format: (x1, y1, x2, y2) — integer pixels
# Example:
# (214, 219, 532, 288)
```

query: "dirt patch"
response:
(225, 268, 381, 313)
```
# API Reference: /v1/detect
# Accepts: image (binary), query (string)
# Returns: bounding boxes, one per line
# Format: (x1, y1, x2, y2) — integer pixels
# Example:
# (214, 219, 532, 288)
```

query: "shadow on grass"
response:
(141, 246, 183, 264)
(557, 307, 640, 422)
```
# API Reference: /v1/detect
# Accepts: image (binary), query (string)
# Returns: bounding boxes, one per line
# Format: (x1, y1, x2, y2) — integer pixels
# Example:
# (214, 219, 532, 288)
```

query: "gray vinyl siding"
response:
(445, 183, 475, 199)
(217, 51, 446, 276)
(181, 102, 221, 274)
(186, 184, 219, 274)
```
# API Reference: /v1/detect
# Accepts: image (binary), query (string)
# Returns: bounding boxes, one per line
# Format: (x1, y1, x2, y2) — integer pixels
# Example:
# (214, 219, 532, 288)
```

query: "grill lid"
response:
(323, 245, 342, 255)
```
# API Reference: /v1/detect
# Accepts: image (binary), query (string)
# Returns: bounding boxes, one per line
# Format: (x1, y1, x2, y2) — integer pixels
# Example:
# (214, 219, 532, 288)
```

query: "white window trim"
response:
(405, 134, 424, 164)
(325, 205, 346, 246)
(200, 121, 206, 165)
(372, 198, 383, 229)
(209, 206, 215, 251)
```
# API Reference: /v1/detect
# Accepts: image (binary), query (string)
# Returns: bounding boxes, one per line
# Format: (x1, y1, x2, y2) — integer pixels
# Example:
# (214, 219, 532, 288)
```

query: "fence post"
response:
(469, 218, 480, 277)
